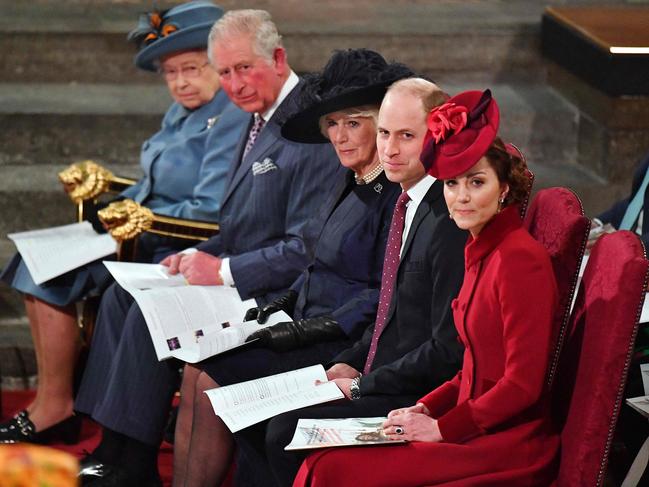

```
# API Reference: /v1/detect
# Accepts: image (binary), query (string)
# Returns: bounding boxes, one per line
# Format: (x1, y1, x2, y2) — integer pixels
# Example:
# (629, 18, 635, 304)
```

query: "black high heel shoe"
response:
(0, 410, 82, 444)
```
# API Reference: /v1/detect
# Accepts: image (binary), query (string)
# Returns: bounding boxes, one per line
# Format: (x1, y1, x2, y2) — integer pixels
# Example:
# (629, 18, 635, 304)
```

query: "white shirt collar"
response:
(405, 174, 436, 204)
(260, 70, 299, 122)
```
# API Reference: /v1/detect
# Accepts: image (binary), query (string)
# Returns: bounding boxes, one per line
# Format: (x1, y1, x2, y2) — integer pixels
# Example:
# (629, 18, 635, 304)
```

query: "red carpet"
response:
(1, 389, 174, 486)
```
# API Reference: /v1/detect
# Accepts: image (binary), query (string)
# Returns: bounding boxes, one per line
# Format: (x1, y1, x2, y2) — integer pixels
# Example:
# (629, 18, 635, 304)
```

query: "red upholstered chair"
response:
(523, 187, 591, 386)
(519, 168, 535, 219)
(552, 231, 649, 487)
(504, 143, 534, 219)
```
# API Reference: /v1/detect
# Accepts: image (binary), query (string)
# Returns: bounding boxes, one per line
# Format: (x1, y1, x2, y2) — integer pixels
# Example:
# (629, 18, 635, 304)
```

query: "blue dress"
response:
(1, 90, 248, 306)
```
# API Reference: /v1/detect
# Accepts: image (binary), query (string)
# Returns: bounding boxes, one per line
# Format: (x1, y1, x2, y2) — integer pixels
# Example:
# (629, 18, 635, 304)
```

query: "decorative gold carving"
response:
(98, 199, 154, 242)
(58, 160, 114, 204)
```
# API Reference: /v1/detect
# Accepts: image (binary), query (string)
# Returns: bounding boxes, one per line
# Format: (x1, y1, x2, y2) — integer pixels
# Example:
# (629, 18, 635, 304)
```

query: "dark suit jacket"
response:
(292, 171, 401, 335)
(332, 179, 467, 396)
(197, 84, 342, 303)
(599, 152, 649, 247)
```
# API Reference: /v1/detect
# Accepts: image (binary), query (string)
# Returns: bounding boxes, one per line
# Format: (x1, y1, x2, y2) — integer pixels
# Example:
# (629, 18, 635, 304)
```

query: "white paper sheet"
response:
(103, 261, 186, 292)
(8, 222, 116, 285)
(205, 364, 344, 432)
(627, 396, 649, 418)
(104, 261, 257, 360)
(170, 311, 291, 363)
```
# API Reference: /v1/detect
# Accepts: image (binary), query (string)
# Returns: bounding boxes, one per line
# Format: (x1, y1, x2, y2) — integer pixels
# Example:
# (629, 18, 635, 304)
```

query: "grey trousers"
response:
(74, 282, 180, 446)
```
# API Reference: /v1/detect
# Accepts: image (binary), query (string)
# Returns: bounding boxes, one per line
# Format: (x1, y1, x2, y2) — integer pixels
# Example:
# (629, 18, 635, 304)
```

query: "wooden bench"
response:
(542, 6, 649, 96)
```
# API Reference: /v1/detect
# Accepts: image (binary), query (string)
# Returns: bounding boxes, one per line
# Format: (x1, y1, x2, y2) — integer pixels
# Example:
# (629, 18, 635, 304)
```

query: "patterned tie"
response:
(363, 191, 411, 374)
(243, 114, 266, 159)
(620, 164, 649, 230)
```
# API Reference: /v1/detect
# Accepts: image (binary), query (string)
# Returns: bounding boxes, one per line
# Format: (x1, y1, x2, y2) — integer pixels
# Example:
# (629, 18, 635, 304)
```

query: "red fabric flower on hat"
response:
(427, 102, 469, 144)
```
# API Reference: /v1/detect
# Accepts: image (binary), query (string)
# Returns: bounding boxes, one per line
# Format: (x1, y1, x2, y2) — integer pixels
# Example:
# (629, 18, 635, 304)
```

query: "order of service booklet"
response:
(205, 364, 344, 433)
(103, 261, 289, 362)
(285, 417, 407, 451)
(8, 222, 116, 285)
(627, 396, 649, 418)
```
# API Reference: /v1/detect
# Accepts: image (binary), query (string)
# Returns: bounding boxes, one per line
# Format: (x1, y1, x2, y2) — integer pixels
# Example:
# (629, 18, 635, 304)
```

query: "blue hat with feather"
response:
(128, 1, 224, 72)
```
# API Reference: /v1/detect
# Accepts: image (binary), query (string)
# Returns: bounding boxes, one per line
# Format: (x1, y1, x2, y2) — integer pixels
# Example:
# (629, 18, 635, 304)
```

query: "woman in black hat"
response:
(170, 49, 413, 487)
(0, 1, 248, 445)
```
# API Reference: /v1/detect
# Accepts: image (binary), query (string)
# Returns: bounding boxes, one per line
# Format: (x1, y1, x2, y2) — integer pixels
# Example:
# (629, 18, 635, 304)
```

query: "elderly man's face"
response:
(377, 90, 427, 191)
(212, 35, 286, 114)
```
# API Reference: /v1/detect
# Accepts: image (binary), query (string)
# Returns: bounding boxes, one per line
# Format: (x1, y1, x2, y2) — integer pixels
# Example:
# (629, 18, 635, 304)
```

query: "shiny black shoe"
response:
(0, 410, 81, 444)
(78, 457, 126, 487)
(79, 456, 162, 487)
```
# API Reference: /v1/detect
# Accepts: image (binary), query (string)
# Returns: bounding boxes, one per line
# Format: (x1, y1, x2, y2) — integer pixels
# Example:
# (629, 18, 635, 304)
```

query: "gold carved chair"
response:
(57, 160, 220, 341)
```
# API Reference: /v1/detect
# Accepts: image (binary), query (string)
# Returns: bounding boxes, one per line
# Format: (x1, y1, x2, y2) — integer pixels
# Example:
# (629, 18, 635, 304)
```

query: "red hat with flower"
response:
(421, 89, 500, 179)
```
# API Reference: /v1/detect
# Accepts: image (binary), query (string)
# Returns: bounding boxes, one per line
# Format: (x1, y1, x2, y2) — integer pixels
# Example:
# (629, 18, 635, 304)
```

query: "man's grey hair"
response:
(208, 9, 283, 64)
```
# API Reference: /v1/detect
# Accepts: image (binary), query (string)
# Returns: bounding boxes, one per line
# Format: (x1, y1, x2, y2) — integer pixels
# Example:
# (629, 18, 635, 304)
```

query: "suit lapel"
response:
(221, 84, 302, 207)
(221, 115, 254, 206)
(223, 122, 280, 203)
(309, 170, 353, 247)
(384, 180, 444, 322)
(399, 180, 443, 264)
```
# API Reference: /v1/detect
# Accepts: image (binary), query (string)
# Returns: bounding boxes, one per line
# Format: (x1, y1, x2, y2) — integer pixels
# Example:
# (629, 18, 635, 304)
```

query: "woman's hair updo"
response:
(485, 137, 529, 207)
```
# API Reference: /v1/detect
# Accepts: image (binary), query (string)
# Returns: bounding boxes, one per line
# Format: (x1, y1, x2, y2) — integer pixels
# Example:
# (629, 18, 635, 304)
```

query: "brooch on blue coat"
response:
(373, 183, 383, 194)
(206, 116, 220, 129)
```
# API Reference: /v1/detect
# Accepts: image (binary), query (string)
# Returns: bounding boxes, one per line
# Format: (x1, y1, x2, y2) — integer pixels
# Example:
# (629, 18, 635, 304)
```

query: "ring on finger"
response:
(395, 426, 404, 435)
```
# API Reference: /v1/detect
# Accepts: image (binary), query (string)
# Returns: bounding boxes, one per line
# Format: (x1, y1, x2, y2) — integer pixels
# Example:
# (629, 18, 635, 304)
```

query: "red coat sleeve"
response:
(437, 245, 557, 443)
(418, 372, 462, 418)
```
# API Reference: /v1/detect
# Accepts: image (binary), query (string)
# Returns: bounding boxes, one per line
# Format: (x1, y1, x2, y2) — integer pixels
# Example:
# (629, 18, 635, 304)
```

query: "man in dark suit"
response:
(74, 9, 340, 486)
(245, 78, 467, 487)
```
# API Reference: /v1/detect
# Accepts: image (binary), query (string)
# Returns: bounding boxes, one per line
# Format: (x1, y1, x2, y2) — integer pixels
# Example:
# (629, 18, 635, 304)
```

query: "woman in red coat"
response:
(293, 90, 559, 487)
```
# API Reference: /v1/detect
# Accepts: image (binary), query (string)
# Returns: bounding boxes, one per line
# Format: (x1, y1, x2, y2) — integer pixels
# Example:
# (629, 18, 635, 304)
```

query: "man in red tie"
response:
(259, 78, 468, 486)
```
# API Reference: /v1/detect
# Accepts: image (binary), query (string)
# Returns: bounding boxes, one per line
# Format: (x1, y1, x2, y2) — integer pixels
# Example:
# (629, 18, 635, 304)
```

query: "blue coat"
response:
(292, 170, 400, 336)
(121, 89, 248, 220)
(1, 89, 248, 306)
(197, 84, 343, 303)
(598, 152, 649, 247)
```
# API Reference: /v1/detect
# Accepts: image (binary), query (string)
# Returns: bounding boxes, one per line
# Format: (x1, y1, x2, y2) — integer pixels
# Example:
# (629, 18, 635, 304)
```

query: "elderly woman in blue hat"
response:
(0, 0, 247, 445)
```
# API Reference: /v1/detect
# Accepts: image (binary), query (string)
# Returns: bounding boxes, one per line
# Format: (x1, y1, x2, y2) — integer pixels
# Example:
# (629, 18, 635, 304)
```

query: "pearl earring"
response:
(497, 194, 506, 213)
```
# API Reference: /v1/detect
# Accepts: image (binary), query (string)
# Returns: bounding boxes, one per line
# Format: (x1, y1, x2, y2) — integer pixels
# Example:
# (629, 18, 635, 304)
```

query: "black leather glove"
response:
(245, 316, 344, 352)
(243, 290, 298, 324)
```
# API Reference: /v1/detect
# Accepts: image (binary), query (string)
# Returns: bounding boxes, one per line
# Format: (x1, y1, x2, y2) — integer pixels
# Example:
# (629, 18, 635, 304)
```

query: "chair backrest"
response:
(519, 168, 535, 219)
(524, 187, 591, 386)
(504, 143, 534, 219)
(554, 231, 649, 487)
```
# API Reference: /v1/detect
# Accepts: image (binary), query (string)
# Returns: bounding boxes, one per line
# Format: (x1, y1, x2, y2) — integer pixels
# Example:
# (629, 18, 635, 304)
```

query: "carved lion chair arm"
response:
(58, 161, 219, 262)
(98, 199, 219, 261)
(58, 160, 137, 223)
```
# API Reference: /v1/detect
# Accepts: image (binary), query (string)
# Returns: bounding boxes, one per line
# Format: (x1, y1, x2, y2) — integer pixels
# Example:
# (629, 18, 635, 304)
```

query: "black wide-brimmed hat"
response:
(281, 49, 414, 143)
(128, 1, 224, 72)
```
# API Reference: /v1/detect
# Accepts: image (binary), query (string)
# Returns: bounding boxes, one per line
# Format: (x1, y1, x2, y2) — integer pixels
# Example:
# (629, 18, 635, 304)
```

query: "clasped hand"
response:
(382, 403, 443, 442)
(161, 251, 223, 285)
